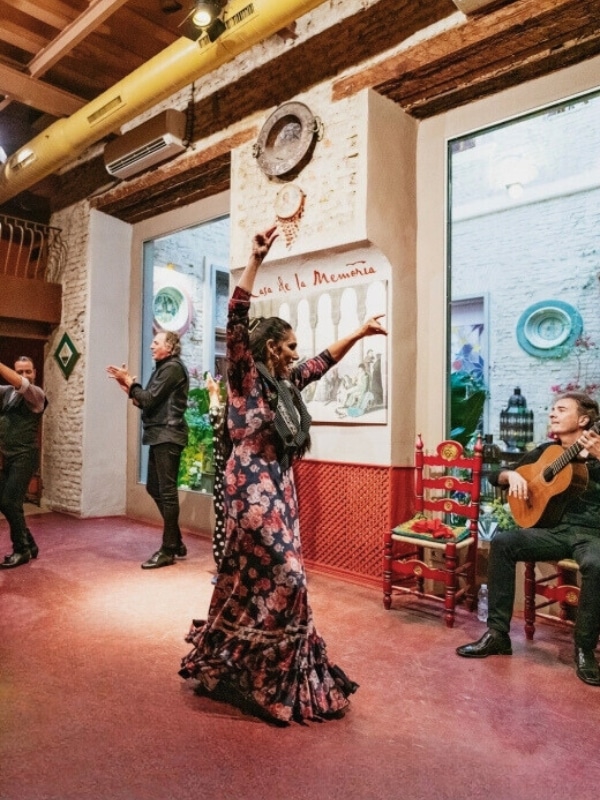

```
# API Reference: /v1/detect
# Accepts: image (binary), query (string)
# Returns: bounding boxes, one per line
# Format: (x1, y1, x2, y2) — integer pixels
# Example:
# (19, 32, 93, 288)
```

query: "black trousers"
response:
(0, 449, 38, 553)
(488, 526, 600, 650)
(146, 442, 184, 554)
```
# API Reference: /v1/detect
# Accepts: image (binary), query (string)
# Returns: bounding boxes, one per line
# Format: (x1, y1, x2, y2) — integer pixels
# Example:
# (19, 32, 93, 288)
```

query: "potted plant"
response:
(478, 497, 516, 541)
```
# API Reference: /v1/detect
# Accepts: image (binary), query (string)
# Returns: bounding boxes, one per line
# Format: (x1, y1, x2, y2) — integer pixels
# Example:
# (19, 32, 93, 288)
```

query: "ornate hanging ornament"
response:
(274, 183, 305, 247)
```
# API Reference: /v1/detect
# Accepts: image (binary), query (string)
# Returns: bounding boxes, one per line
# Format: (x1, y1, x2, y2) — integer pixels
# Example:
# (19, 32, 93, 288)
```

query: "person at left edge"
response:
(107, 331, 189, 569)
(0, 356, 47, 569)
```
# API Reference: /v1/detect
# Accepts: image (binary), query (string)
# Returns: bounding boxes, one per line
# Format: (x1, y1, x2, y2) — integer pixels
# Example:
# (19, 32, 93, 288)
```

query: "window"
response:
(447, 89, 600, 453)
(140, 215, 230, 492)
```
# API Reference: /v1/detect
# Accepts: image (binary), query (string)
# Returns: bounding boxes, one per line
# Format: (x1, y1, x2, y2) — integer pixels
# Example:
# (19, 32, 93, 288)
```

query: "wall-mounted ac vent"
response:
(104, 109, 187, 179)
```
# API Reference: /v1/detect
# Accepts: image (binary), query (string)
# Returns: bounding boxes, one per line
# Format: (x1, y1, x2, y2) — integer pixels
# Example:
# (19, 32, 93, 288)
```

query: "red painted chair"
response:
(383, 435, 483, 627)
(523, 558, 580, 640)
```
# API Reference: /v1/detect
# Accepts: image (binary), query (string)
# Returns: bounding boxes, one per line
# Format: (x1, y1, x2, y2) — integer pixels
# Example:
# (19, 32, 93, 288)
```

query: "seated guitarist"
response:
(456, 391, 600, 686)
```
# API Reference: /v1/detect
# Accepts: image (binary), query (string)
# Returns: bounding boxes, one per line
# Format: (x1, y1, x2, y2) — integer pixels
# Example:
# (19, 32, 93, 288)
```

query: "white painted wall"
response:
(80, 209, 131, 515)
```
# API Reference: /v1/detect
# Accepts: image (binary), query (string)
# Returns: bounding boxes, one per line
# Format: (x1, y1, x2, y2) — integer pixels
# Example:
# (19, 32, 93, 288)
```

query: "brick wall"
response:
(42, 201, 90, 514)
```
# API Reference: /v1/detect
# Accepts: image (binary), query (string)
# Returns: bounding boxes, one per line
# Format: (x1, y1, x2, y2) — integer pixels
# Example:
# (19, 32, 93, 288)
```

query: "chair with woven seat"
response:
(383, 435, 483, 627)
(524, 558, 580, 640)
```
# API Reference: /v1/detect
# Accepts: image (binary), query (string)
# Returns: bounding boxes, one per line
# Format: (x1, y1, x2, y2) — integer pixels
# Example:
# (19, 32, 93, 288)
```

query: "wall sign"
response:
(54, 332, 80, 379)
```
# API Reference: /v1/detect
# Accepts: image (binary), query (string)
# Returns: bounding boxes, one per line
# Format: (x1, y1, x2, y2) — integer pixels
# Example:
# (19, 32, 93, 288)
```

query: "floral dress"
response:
(208, 402, 227, 566)
(180, 286, 358, 724)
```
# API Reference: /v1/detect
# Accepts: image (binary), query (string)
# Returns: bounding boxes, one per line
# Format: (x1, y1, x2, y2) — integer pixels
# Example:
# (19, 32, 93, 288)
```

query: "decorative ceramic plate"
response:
(254, 102, 318, 177)
(153, 285, 192, 335)
(516, 300, 582, 358)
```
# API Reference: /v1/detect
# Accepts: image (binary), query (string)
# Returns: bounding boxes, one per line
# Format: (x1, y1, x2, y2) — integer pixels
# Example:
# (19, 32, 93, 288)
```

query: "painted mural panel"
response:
(246, 249, 389, 424)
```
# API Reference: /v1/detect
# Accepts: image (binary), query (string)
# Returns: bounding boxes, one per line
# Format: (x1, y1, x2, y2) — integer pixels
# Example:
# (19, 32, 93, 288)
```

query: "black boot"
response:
(0, 550, 32, 569)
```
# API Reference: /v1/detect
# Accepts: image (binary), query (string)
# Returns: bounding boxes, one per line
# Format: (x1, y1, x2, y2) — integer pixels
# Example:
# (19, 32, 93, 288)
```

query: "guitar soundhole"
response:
(542, 467, 554, 482)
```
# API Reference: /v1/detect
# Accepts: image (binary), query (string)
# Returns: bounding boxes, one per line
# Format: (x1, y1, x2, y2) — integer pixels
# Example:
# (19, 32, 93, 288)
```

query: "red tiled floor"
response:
(1, 512, 599, 800)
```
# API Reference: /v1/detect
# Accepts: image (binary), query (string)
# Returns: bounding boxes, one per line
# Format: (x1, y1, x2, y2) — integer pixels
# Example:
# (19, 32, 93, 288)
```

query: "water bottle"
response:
(477, 583, 488, 622)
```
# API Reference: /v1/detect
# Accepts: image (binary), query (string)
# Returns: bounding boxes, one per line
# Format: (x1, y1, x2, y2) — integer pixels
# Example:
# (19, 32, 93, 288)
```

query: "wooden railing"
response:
(0, 214, 64, 337)
(0, 214, 64, 282)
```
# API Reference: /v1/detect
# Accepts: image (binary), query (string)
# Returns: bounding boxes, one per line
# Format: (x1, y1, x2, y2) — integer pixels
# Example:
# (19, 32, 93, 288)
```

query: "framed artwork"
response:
(252, 277, 388, 425)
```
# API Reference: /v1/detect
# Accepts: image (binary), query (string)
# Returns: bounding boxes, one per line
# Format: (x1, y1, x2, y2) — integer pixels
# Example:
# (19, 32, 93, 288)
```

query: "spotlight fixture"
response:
(191, 1, 224, 28)
(180, 0, 226, 42)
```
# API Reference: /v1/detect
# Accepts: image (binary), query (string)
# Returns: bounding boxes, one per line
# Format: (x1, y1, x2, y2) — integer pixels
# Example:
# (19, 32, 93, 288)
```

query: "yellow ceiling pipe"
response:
(0, 0, 328, 204)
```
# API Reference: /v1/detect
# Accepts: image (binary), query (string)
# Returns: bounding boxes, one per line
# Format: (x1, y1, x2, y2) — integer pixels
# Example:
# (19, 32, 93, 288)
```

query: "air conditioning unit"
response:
(104, 109, 187, 179)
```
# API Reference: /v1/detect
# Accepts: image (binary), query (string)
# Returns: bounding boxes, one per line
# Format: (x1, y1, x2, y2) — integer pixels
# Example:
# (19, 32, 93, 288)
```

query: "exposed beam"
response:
(0, 19, 46, 56)
(28, 0, 131, 76)
(6, 0, 76, 30)
(0, 62, 85, 117)
(333, 0, 600, 115)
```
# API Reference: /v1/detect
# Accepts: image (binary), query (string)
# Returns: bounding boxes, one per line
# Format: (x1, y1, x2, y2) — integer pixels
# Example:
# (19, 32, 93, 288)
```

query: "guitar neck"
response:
(548, 420, 600, 477)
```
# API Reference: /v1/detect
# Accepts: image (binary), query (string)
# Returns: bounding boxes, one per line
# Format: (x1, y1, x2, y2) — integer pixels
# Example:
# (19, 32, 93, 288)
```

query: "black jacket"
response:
(129, 356, 189, 446)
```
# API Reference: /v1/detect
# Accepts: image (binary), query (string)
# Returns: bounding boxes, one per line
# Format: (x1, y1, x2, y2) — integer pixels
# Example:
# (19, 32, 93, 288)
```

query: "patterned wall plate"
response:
(516, 300, 582, 358)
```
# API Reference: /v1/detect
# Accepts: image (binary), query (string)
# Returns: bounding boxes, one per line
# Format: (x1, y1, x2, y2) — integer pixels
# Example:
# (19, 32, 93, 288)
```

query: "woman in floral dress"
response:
(180, 227, 387, 724)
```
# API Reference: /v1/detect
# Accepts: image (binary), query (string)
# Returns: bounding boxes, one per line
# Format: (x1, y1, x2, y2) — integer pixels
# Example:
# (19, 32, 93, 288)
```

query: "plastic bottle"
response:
(477, 583, 488, 622)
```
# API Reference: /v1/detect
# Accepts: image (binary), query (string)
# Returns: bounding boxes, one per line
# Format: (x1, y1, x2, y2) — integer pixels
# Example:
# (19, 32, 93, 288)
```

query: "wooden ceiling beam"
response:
(5, 0, 75, 31)
(0, 19, 46, 56)
(333, 0, 600, 115)
(0, 61, 85, 116)
(28, 0, 131, 76)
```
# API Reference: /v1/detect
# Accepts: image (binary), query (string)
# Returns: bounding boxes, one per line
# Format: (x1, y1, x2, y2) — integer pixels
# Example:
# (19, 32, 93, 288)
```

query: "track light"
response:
(179, 0, 226, 42)
(191, 1, 224, 28)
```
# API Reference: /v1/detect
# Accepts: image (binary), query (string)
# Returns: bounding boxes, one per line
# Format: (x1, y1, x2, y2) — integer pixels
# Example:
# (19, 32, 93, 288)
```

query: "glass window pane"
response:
(140, 215, 230, 493)
(447, 90, 600, 460)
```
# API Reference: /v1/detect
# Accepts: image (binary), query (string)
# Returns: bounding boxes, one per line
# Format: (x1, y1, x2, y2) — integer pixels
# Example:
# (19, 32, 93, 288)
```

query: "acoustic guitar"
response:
(507, 428, 598, 528)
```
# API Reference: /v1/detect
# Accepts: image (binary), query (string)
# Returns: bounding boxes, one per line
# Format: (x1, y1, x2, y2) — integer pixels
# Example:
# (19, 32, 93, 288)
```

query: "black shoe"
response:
(456, 629, 513, 658)
(176, 542, 187, 558)
(0, 550, 32, 569)
(5, 542, 38, 560)
(574, 647, 600, 686)
(141, 550, 175, 570)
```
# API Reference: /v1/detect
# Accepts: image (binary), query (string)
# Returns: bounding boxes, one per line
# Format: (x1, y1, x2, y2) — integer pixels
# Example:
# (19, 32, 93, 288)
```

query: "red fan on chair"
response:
(383, 435, 483, 627)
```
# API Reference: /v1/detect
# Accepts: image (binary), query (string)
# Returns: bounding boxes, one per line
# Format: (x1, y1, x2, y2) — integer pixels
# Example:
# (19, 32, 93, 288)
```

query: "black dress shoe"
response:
(0, 551, 32, 569)
(456, 629, 513, 658)
(141, 550, 175, 570)
(176, 542, 187, 558)
(574, 647, 600, 686)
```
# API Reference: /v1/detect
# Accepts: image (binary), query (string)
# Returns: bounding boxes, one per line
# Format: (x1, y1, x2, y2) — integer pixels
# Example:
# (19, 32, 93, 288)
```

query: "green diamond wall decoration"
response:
(54, 332, 80, 379)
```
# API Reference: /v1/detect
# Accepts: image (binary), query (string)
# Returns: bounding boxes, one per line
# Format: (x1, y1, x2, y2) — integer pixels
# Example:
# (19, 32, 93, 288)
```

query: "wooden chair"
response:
(523, 558, 580, 640)
(383, 435, 483, 628)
